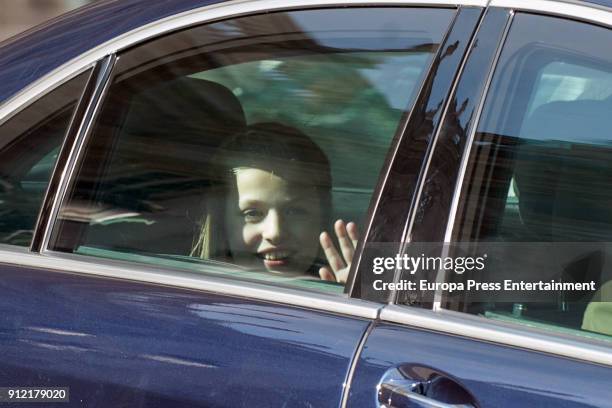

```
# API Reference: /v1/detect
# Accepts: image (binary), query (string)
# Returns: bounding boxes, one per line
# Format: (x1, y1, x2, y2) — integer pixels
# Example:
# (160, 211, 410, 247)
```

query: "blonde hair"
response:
(190, 186, 229, 260)
(191, 214, 212, 259)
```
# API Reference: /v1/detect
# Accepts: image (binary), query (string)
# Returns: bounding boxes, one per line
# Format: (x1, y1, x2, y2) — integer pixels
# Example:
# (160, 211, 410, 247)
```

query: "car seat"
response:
(82, 76, 246, 256)
(510, 98, 612, 326)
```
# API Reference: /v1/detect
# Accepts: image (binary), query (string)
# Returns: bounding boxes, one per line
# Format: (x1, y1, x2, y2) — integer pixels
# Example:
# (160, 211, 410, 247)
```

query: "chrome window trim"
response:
(38, 55, 116, 252)
(2, 244, 611, 364)
(442, 10, 513, 247)
(0, 245, 381, 319)
(394, 6, 490, 306)
(381, 304, 612, 366)
(434, 10, 514, 309)
(398, 7, 491, 307)
(401, 7, 484, 245)
(0, 64, 94, 128)
(0, 0, 486, 123)
(491, 0, 612, 27)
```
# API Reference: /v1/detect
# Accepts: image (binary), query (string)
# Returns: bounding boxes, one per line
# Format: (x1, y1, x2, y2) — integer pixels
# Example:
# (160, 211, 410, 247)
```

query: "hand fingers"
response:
(319, 266, 337, 282)
(319, 266, 349, 284)
(334, 266, 349, 285)
(346, 221, 359, 248)
(320, 231, 346, 273)
(335, 220, 355, 267)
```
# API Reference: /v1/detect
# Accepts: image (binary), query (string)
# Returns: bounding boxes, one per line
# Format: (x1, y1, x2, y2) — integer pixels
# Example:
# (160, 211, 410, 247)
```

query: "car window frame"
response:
(0, 2, 482, 318)
(379, 4, 612, 367)
(48, 6, 461, 297)
(446, 12, 612, 305)
(66, 5, 463, 297)
(349, 5, 486, 302)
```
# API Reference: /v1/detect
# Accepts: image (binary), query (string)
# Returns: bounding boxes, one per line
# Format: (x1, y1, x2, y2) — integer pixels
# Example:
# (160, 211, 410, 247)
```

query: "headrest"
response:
(95, 77, 248, 213)
(122, 77, 246, 144)
(514, 99, 612, 241)
(83, 78, 248, 254)
(520, 99, 612, 144)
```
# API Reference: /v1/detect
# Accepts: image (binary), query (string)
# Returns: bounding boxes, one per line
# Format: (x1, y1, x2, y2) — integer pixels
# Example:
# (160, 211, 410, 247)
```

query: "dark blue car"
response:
(1, 0, 611, 406)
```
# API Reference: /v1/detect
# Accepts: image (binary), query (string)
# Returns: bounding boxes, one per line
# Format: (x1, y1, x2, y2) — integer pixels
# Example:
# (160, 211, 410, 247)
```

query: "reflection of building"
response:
(0, 0, 95, 42)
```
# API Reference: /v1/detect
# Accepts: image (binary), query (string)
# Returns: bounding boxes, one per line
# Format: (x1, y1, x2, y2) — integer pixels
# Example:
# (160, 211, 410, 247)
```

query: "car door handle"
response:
(377, 366, 478, 408)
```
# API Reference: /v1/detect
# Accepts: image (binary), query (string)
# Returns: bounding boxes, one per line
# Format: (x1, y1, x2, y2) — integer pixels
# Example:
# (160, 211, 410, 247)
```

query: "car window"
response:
(449, 13, 612, 341)
(47, 7, 454, 293)
(0, 70, 91, 247)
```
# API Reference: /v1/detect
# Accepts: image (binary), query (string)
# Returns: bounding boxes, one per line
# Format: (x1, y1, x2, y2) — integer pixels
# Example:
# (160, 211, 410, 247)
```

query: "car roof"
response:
(1, 0, 612, 106)
(0, 0, 223, 105)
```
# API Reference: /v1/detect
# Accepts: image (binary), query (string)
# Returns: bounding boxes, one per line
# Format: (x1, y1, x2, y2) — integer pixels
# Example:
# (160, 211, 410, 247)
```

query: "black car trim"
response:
(406, 8, 511, 243)
(397, 8, 514, 307)
(344, 6, 461, 297)
(350, 6, 484, 303)
(29, 66, 97, 252)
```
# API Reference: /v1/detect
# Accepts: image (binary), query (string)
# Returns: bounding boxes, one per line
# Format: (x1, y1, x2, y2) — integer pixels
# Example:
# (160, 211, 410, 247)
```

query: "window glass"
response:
(450, 14, 612, 341)
(0, 70, 91, 247)
(526, 61, 612, 117)
(49, 8, 454, 293)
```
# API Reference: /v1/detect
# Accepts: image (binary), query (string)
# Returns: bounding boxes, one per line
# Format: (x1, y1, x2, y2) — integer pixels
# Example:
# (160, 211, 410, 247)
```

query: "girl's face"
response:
(224, 167, 323, 274)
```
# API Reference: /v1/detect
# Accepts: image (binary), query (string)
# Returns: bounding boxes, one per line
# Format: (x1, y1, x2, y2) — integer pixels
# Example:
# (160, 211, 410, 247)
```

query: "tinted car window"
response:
(49, 8, 454, 293)
(451, 13, 612, 340)
(0, 70, 90, 247)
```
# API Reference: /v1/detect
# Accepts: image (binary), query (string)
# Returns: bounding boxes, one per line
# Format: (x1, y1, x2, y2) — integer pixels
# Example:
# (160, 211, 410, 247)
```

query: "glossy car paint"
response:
(348, 322, 612, 408)
(0, 0, 223, 104)
(0, 1, 611, 407)
(0, 264, 369, 407)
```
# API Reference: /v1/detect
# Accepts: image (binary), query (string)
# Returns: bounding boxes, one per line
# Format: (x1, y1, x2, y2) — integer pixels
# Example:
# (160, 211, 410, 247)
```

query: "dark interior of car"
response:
(74, 76, 247, 255)
(455, 46, 612, 332)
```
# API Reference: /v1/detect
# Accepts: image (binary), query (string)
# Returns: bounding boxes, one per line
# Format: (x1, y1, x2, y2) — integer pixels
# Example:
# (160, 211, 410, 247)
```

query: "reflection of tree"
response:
(167, 11, 439, 223)
(199, 37, 435, 218)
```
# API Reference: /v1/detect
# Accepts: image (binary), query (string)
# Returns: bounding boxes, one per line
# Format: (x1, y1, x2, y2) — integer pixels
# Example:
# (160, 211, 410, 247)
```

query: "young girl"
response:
(192, 122, 357, 283)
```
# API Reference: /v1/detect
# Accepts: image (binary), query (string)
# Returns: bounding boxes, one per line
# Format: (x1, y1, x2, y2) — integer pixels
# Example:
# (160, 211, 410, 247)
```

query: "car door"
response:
(0, 2, 470, 407)
(347, 3, 612, 408)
